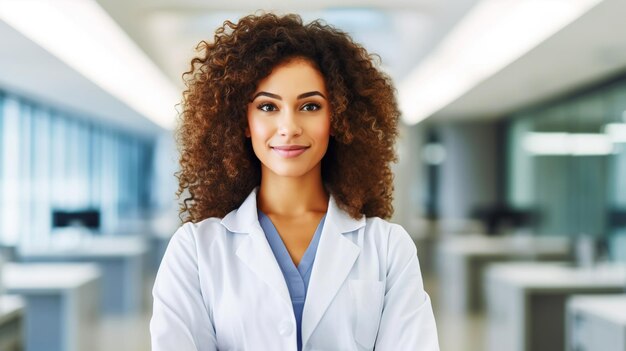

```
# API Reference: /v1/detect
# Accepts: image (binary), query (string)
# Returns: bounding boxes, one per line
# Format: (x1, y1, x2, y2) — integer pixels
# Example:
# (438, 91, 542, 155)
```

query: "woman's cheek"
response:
(311, 118, 331, 141)
(249, 119, 274, 141)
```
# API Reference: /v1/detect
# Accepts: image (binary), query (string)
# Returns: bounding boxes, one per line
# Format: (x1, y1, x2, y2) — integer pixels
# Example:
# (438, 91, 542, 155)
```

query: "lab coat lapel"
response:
(302, 195, 366, 347)
(221, 188, 291, 304)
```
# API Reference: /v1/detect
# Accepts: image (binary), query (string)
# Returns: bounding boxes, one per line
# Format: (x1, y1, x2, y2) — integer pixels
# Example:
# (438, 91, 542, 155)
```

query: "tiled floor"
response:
(424, 274, 486, 351)
(95, 312, 152, 351)
(94, 275, 154, 351)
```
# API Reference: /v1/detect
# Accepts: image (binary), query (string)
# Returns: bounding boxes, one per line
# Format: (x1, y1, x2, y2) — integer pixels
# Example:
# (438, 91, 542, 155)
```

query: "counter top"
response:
(439, 234, 571, 256)
(568, 294, 626, 325)
(18, 236, 148, 258)
(3, 263, 101, 293)
(486, 262, 626, 290)
(0, 295, 25, 325)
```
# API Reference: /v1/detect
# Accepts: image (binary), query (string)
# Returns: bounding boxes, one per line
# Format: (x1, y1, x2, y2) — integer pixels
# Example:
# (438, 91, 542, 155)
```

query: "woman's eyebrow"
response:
(251, 92, 281, 101)
(251, 91, 327, 101)
(297, 91, 327, 100)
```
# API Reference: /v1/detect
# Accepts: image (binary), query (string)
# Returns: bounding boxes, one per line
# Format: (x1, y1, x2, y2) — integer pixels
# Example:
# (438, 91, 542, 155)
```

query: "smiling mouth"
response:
(271, 146, 309, 158)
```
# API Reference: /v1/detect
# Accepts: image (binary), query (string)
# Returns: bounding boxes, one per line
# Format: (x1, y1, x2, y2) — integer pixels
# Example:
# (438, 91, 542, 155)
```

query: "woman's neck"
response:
(257, 171, 329, 217)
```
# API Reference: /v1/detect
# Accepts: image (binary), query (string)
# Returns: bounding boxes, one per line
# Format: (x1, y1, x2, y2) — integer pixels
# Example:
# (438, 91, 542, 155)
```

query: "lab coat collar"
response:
(221, 188, 292, 304)
(301, 197, 366, 348)
(220, 187, 263, 234)
(221, 187, 367, 346)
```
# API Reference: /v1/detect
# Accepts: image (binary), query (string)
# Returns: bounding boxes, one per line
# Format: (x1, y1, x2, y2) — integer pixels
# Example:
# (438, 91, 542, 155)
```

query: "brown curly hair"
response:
(176, 13, 400, 222)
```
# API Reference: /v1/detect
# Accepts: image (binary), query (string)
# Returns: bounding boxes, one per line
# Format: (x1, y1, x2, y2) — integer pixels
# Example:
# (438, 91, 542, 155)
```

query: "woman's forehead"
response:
(254, 59, 327, 97)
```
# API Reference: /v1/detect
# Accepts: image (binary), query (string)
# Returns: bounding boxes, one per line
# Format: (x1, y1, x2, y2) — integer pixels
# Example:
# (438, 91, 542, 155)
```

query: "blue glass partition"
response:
(0, 92, 156, 247)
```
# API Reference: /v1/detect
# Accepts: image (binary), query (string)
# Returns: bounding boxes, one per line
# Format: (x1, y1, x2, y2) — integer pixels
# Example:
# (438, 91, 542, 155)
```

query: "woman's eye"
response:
(301, 103, 321, 112)
(257, 103, 277, 112)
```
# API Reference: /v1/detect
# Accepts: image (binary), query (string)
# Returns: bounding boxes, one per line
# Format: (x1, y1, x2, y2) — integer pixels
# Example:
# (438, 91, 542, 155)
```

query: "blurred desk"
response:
(19, 236, 148, 315)
(566, 294, 626, 351)
(485, 262, 626, 351)
(3, 263, 100, 351)
(0, 295, 25, 351)
(437, 234, 571, 313)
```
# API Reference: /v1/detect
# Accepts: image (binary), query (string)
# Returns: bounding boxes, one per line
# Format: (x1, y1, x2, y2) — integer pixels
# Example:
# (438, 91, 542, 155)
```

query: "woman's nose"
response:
(277, 110, 302, 137)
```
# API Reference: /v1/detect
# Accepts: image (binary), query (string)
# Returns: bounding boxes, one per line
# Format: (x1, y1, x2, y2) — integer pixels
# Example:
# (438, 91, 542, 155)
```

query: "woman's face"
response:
(246, 58, 331, 179)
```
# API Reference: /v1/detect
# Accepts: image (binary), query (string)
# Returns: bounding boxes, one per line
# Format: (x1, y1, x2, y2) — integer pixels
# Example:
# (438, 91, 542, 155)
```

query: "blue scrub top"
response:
(257, 210, 326, 351)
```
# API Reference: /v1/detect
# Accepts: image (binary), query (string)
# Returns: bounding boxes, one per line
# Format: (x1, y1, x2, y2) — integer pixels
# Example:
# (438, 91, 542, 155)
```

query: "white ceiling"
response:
(0, 19, 162, 136)
(94, 0, 479, 88)
(1, 0, 625, 133)
(436, 0, 626, 120)
(0, 0, 479, 134)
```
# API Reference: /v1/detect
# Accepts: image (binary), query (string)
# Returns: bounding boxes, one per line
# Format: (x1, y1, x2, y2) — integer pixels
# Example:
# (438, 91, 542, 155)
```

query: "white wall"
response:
(438, 121, 499, 221)
(392, 123, 427, 236)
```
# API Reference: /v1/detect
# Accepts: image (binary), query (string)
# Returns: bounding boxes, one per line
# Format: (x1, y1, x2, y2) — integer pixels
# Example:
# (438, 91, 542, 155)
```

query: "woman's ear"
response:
(245, 127, 251, 138)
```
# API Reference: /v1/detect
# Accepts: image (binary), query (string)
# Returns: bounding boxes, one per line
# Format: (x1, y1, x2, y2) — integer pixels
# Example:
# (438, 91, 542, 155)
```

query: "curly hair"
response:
(176, 13, 400, 222)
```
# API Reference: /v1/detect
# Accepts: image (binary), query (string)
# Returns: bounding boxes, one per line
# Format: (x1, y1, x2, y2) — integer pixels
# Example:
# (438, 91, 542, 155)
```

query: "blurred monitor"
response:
(52, 209, 100, 230)
(470, 205, 539, 235)
(607, 209, 626, 228)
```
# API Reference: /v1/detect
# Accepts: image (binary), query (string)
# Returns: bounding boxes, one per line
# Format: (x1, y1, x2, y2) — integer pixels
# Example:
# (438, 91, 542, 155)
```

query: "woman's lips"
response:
(271, 146, 309, 158)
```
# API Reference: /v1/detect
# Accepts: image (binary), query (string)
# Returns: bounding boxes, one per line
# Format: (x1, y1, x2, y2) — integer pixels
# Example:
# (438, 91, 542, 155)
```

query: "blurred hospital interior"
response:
(1, 0, 626, 350)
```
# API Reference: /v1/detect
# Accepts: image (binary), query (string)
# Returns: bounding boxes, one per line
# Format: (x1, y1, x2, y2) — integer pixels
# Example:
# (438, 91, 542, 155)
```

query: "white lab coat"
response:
(150, 188, 439, 350)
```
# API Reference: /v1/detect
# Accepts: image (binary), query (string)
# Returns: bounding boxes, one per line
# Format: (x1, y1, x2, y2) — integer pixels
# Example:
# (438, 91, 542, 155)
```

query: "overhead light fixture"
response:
(523, 132, 614, 156)
(523, 132, 570, 155)
(399, 0, 604, 125)
(0, 0, 179, 129)
(604, 123, 626, 143)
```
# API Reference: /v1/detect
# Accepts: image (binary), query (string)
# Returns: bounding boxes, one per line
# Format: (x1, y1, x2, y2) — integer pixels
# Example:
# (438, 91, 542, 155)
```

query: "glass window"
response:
(507, 75, 626, 259)
(1, 96, 21, 245)
(31, 107, 52, 243)
(0, 95, 3, 243)
(0, 90, 156, 247)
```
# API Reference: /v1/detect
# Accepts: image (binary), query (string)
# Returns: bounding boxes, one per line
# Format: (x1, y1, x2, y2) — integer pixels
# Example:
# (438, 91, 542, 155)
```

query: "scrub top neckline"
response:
(257, 209, 327, 351)
(257, 210, 326, 274)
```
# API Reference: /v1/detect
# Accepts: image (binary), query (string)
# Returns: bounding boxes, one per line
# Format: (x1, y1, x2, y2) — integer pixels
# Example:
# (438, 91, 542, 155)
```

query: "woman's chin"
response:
(262, 163, 321, 179)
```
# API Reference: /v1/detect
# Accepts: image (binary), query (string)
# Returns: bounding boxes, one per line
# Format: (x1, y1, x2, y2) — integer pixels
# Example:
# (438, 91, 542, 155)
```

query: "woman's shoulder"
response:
(363, 216, 412, 240)
(362, 216, 417, 256)
(169, 217, 228, 248)
(189, 216, 227, 231)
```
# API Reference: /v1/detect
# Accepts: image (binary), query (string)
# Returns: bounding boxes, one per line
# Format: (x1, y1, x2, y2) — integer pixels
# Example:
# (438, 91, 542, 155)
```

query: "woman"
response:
(151, 13, 439, 351)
